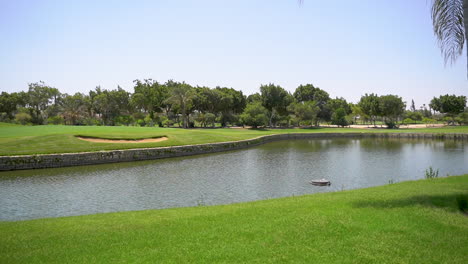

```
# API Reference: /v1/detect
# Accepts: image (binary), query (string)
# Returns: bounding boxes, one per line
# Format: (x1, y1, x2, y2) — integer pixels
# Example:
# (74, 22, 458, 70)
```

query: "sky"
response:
(0, 0, 467, 107)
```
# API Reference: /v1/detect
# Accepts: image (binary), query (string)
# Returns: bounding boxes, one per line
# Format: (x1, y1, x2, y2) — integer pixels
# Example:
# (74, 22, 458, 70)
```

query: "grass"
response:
(0, 175, 467, 263)
(0, 124, 468, 156)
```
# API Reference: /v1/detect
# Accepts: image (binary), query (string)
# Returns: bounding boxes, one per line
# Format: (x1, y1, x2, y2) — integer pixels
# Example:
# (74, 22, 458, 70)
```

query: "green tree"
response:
(358, 93, 381, 126)
(26, 82, 60, 124)
(349, 104, 366, 124)
(287, 101, 319, 126)
(331, 107, 348, 127)
(0, 92, 25, 120)
(240, 102, 268, 128)
(61, 93, 88, 125)
(247, 93, 262, 103)
(293, 84, 330, 125)
(404, 110, 423, 121)
(429, 94, 466, 116)
(260, 83, 293, 127)
(131, 79, 169, 118)
(92, 86, 131, 125)
(379, 95, 406, 128)
(167, 82, 194, 128)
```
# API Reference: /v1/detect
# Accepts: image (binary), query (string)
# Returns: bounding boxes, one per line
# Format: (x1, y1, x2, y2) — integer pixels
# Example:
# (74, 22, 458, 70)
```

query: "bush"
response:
(136, 119, 145, 127)
(83, 117, 101, 126)
(162, 119, 174, 127)
(385, 120, 398, 129)
(455, 112, 468, 125)
(425, 166, 439, 179)
(443, 116, 455, 125)
(422, 117, 436, 126)
(15, 112, 32, 125)
(47, 115, 64, 125)
(155, 115, 168, 127)
(144, 115, 154, 127)
(402, 118, 414, 125)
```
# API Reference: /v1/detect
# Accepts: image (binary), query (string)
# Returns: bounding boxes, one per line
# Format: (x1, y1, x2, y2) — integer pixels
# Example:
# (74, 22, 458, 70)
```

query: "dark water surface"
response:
(1, 137, 467, 221)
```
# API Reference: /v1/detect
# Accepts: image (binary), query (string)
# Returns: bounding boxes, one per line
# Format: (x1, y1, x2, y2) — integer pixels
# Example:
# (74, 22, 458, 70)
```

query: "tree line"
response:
(0, 80, 467, 128)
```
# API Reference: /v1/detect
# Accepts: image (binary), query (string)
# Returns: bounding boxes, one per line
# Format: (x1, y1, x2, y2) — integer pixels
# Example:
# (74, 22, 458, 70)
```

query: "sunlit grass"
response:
(0, 124, 467, 155)
(0, 175, 466, 263)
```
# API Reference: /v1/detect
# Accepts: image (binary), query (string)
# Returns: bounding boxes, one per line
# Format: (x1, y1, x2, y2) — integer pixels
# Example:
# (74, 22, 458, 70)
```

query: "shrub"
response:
(402, 118, 414, 125)
(144, 115, 154, 127)
(162, 119, 174, 127)
(385, 120, 398, 129)
(47, 115, 64, 125)
(15, 112, 32, 125)
(136, 119, 145, 127)
(425, 166, 439, 179)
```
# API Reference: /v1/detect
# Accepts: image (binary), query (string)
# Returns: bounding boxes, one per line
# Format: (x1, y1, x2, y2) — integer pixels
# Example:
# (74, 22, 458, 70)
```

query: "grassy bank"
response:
(0, 175, 467, 263)
(1, 123, 468, 156)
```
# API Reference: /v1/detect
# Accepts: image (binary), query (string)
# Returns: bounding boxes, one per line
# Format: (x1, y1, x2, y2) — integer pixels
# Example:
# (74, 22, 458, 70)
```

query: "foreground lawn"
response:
(0, 123, 467, 156)
(0, 175, 467, 263)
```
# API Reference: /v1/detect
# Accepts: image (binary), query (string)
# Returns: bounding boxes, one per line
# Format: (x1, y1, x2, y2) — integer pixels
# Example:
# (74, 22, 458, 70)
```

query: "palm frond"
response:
(432, 0, 465, 65)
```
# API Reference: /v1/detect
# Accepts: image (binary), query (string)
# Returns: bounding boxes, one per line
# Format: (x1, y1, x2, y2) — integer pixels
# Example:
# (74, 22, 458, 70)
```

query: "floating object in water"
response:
(310, 179, 331, 186)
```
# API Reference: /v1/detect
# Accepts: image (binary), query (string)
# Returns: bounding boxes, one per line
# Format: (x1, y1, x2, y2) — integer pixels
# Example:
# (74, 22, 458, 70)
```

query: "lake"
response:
(1, 137, 467, 221)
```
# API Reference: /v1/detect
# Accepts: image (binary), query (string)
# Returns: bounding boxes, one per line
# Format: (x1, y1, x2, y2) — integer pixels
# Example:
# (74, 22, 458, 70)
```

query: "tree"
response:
(331, 108, 348, 127)
(431, 0, 468, 73)
(260, 83, 293, 127)
(328, 97, 351, 115)
(240, 102, 268, 128)
(247, 93, 262, 103)
(410, 99, 416, 112)
(26, 82, 60, 124)
(61, 93, 88, 125)
(92, 86, 131, 125)
(167, 82, 194, 128)
(404, 110, 424, 121)
(287, 101, 319, 126)
(0, 92, 25, 120)
(430, 94, 467, 120)
(349, 104, 367, 124)
(293, 84, 330, 125)
(131, 79, 169, 118)
(358, 93, 381, 126)
(379, 95, 406, 128)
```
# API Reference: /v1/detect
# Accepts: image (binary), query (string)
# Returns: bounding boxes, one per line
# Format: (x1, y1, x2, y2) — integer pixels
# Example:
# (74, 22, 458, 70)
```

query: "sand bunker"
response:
(77, 136, 168, 143)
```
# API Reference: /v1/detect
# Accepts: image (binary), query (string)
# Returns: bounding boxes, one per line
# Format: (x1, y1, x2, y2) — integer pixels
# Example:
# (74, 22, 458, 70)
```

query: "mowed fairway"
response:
(0, 175, 467, 263)
(1, 123, 468, 156)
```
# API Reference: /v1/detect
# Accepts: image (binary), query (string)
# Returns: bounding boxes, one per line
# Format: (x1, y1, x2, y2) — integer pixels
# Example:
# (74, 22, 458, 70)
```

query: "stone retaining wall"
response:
(1, 132, 467, 171)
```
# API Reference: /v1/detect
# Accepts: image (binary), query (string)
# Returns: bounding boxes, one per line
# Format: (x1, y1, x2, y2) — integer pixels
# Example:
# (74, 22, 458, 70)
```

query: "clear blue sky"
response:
(1, 0, 467, 107)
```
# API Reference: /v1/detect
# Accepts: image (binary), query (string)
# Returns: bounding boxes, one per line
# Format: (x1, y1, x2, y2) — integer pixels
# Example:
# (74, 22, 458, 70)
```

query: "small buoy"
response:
(310, 179, 331, 186)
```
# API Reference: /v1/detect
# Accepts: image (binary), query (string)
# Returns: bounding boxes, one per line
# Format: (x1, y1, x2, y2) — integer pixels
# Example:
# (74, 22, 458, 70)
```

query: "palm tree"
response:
(431, 0, 468, 70)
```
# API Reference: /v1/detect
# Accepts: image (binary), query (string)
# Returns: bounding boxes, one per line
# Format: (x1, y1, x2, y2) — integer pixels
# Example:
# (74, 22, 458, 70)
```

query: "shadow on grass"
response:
(353, 193, 468, 213)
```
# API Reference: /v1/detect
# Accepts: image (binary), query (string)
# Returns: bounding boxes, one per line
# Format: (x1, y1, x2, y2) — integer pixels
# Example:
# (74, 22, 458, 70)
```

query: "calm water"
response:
(1, 137, 467, 221)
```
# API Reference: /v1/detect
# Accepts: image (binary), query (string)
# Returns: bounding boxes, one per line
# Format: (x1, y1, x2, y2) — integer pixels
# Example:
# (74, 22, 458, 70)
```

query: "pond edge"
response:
(1, 132, 467, 171)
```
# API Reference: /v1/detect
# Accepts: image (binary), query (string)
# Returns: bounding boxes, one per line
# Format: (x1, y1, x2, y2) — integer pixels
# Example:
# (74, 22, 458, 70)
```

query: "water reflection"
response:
(0, 137, 467, 221)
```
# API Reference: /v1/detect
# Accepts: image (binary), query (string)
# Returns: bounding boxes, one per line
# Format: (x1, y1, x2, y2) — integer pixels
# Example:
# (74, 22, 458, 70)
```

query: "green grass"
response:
(0, 175, 467, 263)
(0, 124, 468, 155)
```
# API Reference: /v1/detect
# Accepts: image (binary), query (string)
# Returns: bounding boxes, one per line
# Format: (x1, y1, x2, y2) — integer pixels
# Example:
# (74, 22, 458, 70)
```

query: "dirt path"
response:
(77, 136, 168, 143)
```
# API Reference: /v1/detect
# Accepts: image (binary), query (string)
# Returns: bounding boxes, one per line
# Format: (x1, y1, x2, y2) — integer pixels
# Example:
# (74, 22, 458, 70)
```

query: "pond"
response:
(0, 137, 467, 221)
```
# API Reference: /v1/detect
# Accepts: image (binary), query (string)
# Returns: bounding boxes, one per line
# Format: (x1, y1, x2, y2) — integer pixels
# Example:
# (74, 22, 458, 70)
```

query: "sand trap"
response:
(77, 136, 168, 143)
